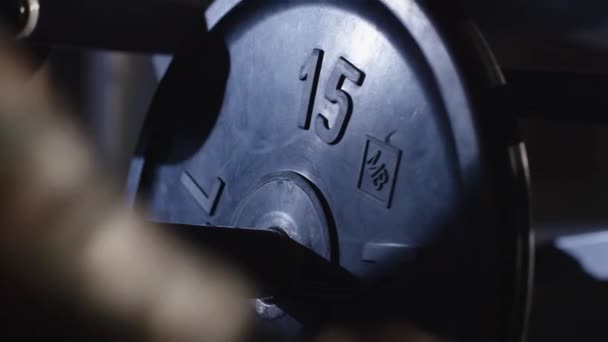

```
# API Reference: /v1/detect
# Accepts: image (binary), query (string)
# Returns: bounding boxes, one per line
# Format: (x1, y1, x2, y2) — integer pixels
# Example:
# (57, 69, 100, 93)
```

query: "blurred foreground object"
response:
(0, 30, 252, 341)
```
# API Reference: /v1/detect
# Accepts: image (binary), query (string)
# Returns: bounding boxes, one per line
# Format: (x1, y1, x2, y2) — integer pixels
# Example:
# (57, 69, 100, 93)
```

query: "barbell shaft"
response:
(9, 0, 209, 52)
(158, 223, 359, 302)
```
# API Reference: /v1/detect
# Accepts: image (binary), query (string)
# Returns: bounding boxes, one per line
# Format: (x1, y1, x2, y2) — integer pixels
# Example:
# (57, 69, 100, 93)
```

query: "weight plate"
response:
(127, 1, 531, 340)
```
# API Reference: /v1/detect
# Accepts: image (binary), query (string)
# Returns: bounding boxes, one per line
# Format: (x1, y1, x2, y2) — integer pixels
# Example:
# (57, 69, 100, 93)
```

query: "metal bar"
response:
(12, 0, 209, 52)
(159, 223, 358, 302)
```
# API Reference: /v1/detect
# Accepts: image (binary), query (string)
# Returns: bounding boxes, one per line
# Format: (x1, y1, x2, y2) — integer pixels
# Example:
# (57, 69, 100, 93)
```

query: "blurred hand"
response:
(0, 30, 252, 342)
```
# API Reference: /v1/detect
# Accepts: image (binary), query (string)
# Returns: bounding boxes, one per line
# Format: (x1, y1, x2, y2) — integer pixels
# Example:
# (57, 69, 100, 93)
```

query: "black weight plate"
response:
(127, 0, 531, 340)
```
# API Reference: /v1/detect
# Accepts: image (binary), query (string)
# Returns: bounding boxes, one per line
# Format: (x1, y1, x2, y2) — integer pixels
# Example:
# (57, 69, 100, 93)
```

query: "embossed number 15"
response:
(299, 49, 365, 145)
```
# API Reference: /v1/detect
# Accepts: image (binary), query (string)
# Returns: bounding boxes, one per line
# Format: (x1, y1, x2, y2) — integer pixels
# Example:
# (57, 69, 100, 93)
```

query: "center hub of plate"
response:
(233, 171, 332, 261)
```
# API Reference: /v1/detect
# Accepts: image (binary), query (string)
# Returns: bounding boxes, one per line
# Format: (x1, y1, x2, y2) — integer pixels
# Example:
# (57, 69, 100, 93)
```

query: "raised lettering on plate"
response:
(358, 136, 401, 208)
(299, 51, 365, 144)
(316, 57, 365, 144)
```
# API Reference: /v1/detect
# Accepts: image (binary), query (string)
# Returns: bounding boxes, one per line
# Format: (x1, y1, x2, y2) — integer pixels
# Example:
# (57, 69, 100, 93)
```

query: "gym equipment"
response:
(5, 0, 551, 340)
